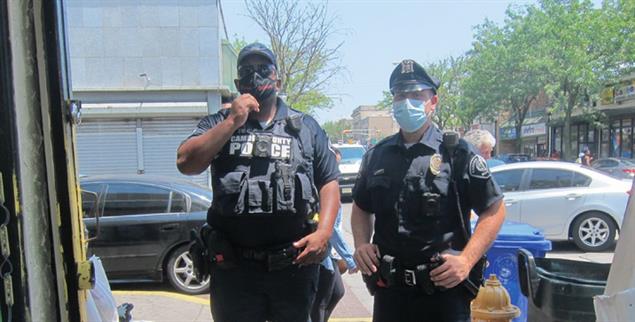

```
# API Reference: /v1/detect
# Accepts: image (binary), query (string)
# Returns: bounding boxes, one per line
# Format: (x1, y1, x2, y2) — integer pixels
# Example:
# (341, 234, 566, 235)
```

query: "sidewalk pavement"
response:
(112, 203, 374, 322)
(112, 275, 372, 322)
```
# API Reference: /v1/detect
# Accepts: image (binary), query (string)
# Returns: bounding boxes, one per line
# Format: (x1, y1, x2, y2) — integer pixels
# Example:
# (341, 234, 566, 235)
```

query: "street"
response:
(111, 199, 614, 321)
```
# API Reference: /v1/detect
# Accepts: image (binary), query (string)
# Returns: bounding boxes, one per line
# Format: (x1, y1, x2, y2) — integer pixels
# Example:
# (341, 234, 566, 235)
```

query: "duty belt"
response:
(378, 254, 444, 294)
(234, 244, 299, 271)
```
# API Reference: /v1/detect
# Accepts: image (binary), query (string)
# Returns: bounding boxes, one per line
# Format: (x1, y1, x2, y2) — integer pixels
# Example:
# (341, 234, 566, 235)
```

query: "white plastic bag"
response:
(594, 288, 635, 322)
(85, 256, 118, 322)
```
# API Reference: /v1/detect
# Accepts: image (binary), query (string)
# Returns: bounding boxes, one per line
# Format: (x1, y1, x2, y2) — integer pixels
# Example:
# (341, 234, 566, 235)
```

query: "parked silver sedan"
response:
(491, 161, 631, 252)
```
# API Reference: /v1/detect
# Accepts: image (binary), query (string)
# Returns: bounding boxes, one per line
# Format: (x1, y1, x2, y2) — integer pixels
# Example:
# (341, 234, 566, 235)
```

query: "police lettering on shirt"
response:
(227, 131, 292, 160)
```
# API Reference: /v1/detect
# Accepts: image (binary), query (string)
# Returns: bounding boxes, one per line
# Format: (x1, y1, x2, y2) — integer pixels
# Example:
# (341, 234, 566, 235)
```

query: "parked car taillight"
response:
(622, 169, 635, 176)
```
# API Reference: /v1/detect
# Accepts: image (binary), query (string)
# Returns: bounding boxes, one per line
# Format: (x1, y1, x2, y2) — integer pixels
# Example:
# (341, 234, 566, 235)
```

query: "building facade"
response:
(349, 105, 399, 146)
(549, 73, 635, 161)
(66, 0, 237, 185)
(496, 92, 551, 158)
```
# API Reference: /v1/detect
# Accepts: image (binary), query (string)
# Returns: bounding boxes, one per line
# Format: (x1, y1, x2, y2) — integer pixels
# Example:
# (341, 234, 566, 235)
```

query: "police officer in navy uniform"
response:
(351, 59, 506, 322)
(177, 42, 340, 322)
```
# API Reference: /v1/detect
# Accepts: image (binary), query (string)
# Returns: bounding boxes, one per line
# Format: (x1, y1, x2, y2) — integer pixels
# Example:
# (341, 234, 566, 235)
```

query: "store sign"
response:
(500, 127, 517, 140)
(521, 123, 546, 137)
(615, 83, 635, 103)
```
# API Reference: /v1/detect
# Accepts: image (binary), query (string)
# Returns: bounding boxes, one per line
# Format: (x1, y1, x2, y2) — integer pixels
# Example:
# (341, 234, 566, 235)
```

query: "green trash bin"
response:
(517, 248, 611, 322)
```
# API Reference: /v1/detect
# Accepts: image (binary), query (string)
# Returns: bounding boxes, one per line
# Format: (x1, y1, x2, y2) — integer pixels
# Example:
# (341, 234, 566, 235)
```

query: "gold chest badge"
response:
(430, 153, 442, 176)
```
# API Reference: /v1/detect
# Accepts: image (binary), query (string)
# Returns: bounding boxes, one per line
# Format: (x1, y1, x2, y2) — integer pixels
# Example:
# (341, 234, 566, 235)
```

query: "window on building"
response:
(578, 124, 586, 143)
(601, 128, 609, 158)
(528, 169, 573, 190)
(611, 120, 621, 157)
(570, 125, 578, 154)
(622, 118, 632, 158)
(554, 127, 562, 154)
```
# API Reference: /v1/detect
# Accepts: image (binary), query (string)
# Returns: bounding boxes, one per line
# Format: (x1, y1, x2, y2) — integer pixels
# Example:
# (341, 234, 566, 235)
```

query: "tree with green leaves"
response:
(376, 90, 393, 110)
(426, 56, 468, 131)
(245, 0, 344, 115)
(463, 9, 547, 152)
(528, 0, 635, 159)
(321, 118, 352, 143)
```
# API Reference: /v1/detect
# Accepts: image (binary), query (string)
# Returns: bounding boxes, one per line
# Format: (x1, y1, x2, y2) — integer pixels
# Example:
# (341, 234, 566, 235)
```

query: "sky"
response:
(221, 0, 537, 124)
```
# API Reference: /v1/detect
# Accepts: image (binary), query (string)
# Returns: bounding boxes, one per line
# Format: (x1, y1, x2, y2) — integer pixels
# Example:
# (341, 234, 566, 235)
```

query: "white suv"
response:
(333, 144, 366, 197)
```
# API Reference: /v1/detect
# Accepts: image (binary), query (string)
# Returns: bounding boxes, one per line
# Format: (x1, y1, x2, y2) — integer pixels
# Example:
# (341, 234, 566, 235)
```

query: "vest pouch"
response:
(248, 179, 273, 214)
(217, 171, 247, 215)
(273, 163, 296, 213)
(294, 172, 315, 215)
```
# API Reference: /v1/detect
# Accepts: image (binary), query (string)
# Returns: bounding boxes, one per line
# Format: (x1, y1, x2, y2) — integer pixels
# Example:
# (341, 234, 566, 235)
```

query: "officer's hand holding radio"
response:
(353, 243, 380, 276)
(429, 251, 471, 289)
(292, 229, 330, 265)
(228, 94, 259, 128)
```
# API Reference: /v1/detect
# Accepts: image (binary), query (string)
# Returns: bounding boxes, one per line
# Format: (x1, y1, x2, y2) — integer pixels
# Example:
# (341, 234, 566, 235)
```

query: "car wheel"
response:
(166, 246, 210, 295)
(571, 212, 616, 252)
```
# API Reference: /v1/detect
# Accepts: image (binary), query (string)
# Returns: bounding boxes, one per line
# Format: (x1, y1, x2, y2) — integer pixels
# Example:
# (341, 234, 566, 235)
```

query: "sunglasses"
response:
(238, 64, 276, 79)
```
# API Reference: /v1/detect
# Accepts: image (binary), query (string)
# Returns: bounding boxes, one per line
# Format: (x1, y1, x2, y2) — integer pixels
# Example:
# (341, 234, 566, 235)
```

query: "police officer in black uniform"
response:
(177, 43, 341, 322)
(351, 59, 506, 322)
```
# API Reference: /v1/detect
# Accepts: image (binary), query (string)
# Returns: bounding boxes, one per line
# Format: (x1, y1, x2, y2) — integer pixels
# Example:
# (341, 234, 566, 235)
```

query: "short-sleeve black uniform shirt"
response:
(183, 98, 339, 248)
(353, 126, 503, 260)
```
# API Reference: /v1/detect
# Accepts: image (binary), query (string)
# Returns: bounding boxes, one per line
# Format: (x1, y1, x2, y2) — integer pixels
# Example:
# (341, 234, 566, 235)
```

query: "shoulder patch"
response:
(469, 155, 490, 179)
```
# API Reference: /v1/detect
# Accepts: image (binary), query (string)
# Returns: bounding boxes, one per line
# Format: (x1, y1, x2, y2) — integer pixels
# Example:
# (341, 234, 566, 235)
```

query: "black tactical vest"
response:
(210, 109, 318, 220)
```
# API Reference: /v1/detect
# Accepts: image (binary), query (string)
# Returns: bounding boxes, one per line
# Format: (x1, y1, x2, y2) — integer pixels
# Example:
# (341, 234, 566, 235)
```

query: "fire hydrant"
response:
(471, 274, 520, 322)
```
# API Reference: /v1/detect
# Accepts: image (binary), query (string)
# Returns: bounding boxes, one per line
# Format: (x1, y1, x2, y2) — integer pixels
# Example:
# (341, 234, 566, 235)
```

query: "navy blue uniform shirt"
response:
(353, 125, 503, 260)
(184, 98, 339, 247)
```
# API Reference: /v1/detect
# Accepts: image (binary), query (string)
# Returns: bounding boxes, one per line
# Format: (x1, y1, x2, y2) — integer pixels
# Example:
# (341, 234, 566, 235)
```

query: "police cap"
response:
(389, 59, 440, 94)
(237, 42, 278, 68)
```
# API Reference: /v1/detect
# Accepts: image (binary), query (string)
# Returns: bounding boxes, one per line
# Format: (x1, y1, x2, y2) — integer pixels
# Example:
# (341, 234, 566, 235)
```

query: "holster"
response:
(464, 255, 486, 298)
(188, 226, 210, 281)
(414, 264, 436, 295)
(205, 226, 237, 270)
(379, 255, 397, 287)
(362, 272, 384, 296)
(189, 224, 237, 281)
(361, 255, 391, 296)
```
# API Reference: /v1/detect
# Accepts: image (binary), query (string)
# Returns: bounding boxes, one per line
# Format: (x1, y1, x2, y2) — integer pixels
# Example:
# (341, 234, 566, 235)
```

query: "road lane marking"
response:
(112, 290, 209, 305)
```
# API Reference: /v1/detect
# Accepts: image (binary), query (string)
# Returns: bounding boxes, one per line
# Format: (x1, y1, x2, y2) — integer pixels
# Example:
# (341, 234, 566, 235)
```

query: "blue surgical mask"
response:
(392, 99, 428, 133)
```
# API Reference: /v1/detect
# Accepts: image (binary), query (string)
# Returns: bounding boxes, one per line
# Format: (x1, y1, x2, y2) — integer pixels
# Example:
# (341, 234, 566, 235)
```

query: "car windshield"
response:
(339, 147, 365, 164)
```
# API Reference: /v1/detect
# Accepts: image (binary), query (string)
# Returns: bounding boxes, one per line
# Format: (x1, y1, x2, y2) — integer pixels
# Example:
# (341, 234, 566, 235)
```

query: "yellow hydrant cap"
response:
(470, 274, 521, 321)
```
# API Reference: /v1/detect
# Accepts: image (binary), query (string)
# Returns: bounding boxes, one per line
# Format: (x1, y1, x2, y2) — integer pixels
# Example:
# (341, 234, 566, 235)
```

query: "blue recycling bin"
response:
(473, 221, 552, 322)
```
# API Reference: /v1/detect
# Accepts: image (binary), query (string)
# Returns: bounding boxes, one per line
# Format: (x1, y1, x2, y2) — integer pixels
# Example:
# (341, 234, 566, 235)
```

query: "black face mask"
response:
(238, 72, 277, 103)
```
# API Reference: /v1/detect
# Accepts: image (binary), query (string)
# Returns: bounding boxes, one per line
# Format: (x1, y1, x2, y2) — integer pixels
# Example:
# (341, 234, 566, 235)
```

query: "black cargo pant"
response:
(372, 285, 473, 322)
(210, 262, 319, 322)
